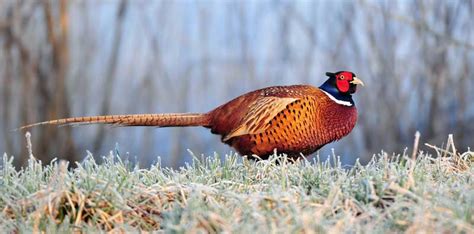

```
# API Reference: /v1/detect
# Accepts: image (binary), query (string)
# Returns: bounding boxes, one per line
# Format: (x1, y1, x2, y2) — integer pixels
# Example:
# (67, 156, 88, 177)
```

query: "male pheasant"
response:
(21, 71, 364, 159)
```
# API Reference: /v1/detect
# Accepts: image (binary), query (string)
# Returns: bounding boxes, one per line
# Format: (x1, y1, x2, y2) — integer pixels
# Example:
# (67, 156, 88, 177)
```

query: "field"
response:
(0, 136, 472, 233)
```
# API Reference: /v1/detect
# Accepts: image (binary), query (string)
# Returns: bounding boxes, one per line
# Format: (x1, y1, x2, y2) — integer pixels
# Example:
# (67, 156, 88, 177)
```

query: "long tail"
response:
(19, 113, 211, 130)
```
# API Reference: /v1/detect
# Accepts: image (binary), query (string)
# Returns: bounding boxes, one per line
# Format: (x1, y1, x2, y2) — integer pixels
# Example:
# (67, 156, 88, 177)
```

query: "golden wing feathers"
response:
(223, 97, 299, 141)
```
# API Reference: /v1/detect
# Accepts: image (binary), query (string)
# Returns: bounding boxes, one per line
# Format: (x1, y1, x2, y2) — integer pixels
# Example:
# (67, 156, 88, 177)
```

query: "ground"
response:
(0, 140, 472, 233)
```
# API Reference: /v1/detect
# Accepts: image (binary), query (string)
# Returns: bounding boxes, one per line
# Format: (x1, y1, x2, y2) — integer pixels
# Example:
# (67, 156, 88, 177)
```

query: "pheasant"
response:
(21, 71, 364, 159)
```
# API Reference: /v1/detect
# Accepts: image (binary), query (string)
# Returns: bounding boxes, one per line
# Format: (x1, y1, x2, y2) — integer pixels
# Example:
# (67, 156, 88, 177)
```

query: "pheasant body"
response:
(20, 71, 363, 159)
(208, 85, 357, 158)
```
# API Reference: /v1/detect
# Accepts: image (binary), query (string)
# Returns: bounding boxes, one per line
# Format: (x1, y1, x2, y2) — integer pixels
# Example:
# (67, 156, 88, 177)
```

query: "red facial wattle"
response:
(336, 79, 349, 92)
(335, 72, 353, 93)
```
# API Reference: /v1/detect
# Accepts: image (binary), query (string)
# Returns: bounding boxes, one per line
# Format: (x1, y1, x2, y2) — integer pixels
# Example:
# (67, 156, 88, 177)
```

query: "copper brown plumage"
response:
(20, 71, 364, 159)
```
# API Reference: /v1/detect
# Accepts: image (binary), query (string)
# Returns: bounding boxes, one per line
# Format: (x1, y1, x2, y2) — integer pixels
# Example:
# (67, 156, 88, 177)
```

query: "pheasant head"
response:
(319, 71, 364, 106)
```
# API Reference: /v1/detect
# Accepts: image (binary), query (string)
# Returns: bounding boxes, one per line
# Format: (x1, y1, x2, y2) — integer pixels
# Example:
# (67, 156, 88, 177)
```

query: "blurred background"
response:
(0, 0, 473, 168)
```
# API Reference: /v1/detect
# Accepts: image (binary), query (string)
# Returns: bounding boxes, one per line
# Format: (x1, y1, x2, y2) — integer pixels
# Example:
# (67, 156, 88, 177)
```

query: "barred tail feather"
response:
(19, 113, 211, 130)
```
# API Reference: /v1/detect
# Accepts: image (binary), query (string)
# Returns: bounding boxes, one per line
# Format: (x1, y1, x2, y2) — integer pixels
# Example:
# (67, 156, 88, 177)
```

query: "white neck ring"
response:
(321, 90, 353, 107)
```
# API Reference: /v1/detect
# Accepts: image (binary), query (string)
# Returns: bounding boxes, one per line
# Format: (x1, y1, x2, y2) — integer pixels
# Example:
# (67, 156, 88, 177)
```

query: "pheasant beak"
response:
(350, 77, 364, 86)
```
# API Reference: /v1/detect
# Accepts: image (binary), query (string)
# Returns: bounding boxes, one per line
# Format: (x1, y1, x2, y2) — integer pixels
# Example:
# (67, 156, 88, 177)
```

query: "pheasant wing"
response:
(223, 97, 299, 141)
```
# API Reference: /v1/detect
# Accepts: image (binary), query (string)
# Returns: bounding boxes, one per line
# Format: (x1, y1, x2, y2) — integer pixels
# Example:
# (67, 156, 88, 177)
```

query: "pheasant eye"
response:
(339, 75, 345, 80)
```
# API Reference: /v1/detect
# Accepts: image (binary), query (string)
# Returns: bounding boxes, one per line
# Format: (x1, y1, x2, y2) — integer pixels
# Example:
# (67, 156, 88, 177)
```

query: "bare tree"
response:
(38, 0, 77, 162)
(93, 0, 128, 154)
(1, 0, 472, 167)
